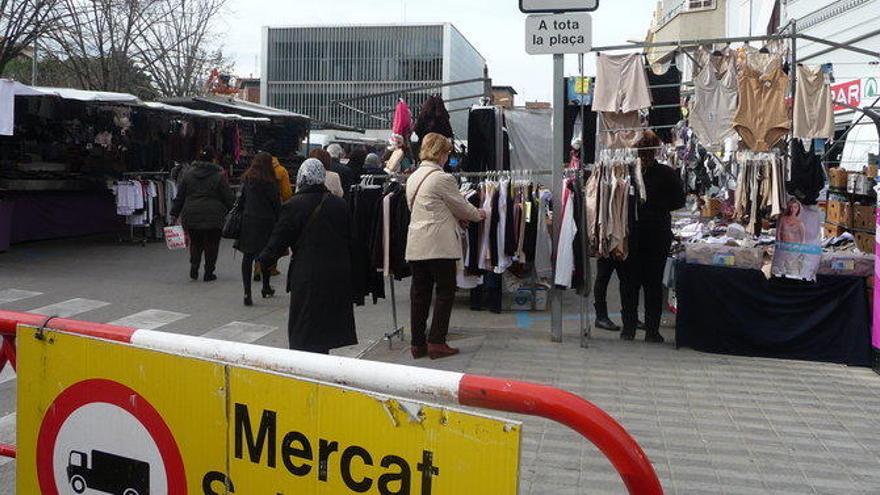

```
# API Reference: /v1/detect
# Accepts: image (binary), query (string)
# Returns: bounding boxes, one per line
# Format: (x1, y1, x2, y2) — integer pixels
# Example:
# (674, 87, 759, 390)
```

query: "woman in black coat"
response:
(170, 147, 235, 282)
(236, 152, 281, 306)
(258, 158, 357, 354)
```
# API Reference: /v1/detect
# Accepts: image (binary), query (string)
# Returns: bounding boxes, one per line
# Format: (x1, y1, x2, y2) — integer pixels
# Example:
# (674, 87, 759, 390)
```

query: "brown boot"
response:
(428, 343, 460, 360)
(411, 345, 428, 359)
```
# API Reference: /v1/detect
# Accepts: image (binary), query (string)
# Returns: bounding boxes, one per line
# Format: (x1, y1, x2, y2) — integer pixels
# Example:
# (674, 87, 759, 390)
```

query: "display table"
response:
(6, 190, 120, 244)
(675, 262, 872, 367)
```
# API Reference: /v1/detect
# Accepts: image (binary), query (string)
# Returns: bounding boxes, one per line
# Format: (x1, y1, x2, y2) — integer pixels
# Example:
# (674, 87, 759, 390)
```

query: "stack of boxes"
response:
(824, 166, 877, 254)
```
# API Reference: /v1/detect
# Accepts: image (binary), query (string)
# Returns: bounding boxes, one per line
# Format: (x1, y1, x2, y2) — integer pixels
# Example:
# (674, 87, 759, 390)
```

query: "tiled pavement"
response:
(363, 324, 880, 494)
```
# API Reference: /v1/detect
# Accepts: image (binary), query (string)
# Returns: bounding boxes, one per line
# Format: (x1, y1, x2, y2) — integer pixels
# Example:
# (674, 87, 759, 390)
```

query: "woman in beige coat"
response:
(406, 133, 486, 360)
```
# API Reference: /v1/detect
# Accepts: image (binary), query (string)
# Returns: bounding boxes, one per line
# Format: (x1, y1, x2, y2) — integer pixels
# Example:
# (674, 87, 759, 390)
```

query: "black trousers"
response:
(241, 253, 271, 297)
(620, 231, 670, 334)
(593, 257, 621, 319)
(470, 273, 502, 313)
(188, 229, 222, 274)
(410, 259, 457, 346)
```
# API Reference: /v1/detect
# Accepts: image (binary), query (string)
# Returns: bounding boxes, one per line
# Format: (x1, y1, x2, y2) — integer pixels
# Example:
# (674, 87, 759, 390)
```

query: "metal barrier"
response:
(0, 310, 663, 494)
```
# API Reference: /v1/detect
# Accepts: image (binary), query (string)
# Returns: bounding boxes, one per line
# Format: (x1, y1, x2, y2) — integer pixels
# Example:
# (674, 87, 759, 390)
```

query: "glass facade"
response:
(263, 24, 486, 134)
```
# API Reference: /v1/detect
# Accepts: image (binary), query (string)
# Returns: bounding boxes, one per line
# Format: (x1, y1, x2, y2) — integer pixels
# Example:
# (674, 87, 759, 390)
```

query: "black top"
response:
(646, 65, 682, 143)
(235, 179, 280, 254)
(787, 140, 825, 206)
(638, 161, 687, 234)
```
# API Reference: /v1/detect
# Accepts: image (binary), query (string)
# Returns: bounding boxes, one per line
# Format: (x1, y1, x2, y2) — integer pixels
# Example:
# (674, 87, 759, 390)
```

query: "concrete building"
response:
(261, 24, 488, 139)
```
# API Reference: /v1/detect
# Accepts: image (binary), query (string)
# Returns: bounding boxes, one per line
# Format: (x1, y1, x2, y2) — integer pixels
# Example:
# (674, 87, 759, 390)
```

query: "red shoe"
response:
(411, 345, 428, 359)
(428, 343, 460, 360)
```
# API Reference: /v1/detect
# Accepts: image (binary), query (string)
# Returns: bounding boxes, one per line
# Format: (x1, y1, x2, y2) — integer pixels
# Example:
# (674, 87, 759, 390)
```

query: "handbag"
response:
(222, 188, 245, 239)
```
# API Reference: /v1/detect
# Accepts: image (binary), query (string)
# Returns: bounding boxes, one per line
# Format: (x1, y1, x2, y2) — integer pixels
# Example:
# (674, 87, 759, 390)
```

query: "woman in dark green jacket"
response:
(170, 147, 235, 281)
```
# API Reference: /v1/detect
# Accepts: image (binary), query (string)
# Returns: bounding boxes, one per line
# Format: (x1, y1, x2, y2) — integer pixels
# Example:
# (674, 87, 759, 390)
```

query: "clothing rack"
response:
(116, 172, 172, 246)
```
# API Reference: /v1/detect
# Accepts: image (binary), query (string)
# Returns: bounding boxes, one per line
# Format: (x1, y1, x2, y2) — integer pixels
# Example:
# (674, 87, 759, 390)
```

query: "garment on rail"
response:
(733, 48, 790, 152)
(793, 64, 834, 140)
(593, 53, 653, 113)
(646, 62, 682, 143)
(689, 47, 739, 151)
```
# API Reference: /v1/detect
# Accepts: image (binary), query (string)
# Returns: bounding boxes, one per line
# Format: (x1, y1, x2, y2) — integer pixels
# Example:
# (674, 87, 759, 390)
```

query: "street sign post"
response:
(520, 0, 599, 13)
(525, 13, 593, 55)
(522, 3, 595, 343)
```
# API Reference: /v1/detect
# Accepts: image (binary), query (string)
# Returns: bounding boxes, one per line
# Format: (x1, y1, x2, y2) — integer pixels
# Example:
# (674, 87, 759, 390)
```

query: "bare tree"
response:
(43, 0, 171, 97)
(0, 0, 60, 75)
(137, 0, 228, 97)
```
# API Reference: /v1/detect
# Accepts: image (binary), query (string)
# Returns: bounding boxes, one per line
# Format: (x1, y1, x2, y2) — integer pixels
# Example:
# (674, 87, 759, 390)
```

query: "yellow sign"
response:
(17, 326, 522, 494)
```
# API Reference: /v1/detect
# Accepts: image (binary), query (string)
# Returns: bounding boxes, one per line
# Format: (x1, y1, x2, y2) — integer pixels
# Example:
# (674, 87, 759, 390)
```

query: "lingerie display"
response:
(733, 46, 790, 152)
(732, 152, 788, 236)
(646, 61, 682, 144)
(793, 64, 835, 140)
(689, 47, 739, 151)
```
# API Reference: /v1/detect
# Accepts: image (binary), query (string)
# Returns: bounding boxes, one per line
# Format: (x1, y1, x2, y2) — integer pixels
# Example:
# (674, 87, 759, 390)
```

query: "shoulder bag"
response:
(222, 186, 245, 239)
(407, 168, 442, 211)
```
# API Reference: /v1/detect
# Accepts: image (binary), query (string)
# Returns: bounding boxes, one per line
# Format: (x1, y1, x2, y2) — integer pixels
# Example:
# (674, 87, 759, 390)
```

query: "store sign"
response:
(520, 0, 599, 13)
(525, 13, 593, 55)
(832, 79, 862, 112)
(17, 327, 522, 494)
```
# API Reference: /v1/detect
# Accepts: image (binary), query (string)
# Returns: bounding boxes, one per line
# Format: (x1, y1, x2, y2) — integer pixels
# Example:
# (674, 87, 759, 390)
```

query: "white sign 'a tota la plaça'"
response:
(525, 13, 592, 55)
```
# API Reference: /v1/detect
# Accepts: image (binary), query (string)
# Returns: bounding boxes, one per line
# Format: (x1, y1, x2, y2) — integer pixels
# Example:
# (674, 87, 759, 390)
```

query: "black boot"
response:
(204, 272, 217, 282)
(595, 316, 621, 332)
(620, 329, 636, 341)
(190, 265, 199, 280)
(645, 332, 665, 344)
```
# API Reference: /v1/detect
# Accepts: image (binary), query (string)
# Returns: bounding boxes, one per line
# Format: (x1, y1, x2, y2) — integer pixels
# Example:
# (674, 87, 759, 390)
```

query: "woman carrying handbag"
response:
(234, 152, 281, 306)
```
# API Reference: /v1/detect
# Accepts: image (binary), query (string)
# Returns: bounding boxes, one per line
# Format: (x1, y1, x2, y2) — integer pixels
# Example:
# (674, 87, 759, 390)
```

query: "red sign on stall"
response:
(832, 79, 862, 111)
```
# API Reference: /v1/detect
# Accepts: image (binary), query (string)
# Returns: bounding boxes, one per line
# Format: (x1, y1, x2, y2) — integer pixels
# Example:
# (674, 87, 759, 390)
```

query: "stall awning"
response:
(142, 102, 270, 122)
(161, 96, 310, 123)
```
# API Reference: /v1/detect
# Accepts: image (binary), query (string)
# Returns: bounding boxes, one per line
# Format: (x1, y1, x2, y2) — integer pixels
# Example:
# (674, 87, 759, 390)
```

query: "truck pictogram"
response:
(67, 450, 150, 495)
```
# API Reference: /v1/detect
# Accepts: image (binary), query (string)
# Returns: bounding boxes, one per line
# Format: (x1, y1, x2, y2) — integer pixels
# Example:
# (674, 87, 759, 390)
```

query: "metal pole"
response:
(551, 53, 565, 343)
(789, 21, 797, 161)
(31, 39, 38, 85)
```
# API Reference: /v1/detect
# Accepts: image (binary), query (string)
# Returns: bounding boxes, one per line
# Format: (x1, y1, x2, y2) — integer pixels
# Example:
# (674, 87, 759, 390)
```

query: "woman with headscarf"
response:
(258, 158, 357, 354)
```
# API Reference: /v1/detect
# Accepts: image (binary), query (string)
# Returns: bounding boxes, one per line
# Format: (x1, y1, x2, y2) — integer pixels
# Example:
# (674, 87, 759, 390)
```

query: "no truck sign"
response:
(16, 326, 522, 494)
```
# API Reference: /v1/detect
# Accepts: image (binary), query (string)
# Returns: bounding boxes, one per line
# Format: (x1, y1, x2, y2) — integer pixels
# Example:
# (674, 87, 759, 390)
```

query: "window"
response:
(688, 0, 715, 9)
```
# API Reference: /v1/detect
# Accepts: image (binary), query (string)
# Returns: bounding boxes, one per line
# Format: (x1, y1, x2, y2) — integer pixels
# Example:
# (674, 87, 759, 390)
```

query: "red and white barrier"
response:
(0, 310, 663, 494)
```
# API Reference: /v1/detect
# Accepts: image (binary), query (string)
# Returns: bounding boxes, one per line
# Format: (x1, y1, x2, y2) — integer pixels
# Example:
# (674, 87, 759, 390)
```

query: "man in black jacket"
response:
(619, 131, 687, 343)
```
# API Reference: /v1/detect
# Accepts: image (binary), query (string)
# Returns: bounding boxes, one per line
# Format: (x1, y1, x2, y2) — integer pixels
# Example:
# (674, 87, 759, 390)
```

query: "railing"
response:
(0, 310, 664, 494)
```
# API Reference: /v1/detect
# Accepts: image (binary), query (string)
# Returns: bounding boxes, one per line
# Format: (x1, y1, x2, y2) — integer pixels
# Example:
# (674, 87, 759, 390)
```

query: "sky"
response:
(221, 0, 659, 103)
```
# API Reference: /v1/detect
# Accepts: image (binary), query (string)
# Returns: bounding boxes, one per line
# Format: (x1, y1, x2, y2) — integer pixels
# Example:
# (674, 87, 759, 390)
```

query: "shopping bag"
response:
(164, 225, 188, 250)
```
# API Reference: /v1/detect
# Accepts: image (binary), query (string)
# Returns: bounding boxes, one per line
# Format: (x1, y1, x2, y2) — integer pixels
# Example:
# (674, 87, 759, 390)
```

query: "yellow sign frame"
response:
(17, 326, 522, 494)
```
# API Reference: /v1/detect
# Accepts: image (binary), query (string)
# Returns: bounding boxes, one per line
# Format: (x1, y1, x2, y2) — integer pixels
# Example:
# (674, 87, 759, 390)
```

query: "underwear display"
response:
(733, 56, 791, 152)
(599, 111, 644, 149)
(793, 65, 834, 140)
(593, 53, 653, 113)
(689, 47, 739, 151)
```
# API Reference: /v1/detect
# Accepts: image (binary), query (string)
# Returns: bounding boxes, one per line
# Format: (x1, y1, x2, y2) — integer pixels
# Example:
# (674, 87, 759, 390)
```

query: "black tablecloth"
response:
(675, 263, 872, 367)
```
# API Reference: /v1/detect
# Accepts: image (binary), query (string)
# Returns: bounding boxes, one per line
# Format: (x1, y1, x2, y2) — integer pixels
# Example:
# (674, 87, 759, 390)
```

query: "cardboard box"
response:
(853, 204, 877, 231)
(855, 232, 875, 254)
(509, 289, 534, 311)
(533, 288, 548, 311)
(826, 200, 852, 227)
(823, 223, 846, 239)
(829, 168, 849, 189)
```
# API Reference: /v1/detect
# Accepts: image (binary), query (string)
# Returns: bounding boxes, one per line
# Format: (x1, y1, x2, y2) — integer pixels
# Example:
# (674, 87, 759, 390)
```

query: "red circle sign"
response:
(36, 379, 187, 494)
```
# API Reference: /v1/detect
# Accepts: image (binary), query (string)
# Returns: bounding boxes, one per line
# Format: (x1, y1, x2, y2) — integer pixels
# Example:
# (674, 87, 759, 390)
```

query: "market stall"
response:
(570, 27, 880, 367)
(0, 80, 295, 248)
